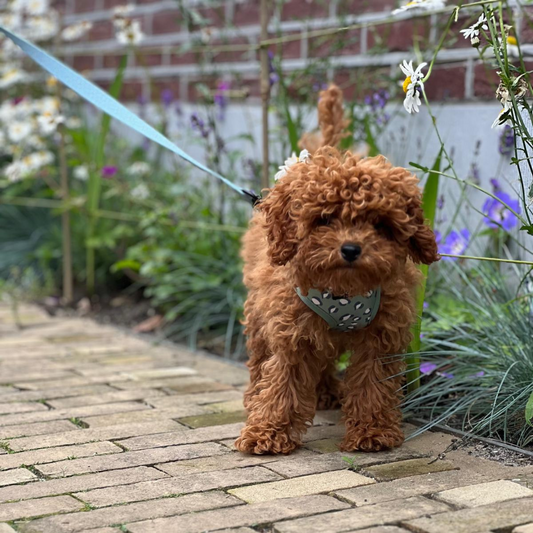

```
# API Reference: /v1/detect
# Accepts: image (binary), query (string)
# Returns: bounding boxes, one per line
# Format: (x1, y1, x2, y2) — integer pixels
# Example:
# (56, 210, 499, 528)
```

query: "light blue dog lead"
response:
(0, 25, 259, 205)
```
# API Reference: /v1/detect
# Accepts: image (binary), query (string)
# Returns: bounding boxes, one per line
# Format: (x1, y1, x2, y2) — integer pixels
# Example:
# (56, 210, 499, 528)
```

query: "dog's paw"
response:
(340, 426, 404, 452)
(235, 424, 300, 455)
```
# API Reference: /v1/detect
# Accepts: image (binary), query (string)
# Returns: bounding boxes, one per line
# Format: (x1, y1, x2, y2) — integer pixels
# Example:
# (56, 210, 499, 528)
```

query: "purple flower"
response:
(161, 89, 173, 107)
(101, 166, 117, 178)
(499, 125, 514, 156)
(468, 163, 480, 185)
(364, 90, 390, 126)
(439, 229, 470, 260)
(366, 89, 390, 111)
(423, 301, 429, 309)
(137, 95, 147, 118)
(214, 81, 230, 120)
(190, 112, 210, 139)
(482, 190, 521, 231)
(420, 362, 437, 375)
(437, 195, 444, 210)
(470, 371, 485, 378)
(313, 82, 328, 93)
(490, 178, 501, 192)
(268, 51, 278, 87)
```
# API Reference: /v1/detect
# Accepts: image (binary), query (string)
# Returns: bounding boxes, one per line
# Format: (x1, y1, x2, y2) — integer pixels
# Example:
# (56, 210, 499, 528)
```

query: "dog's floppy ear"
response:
(259, 180, 299, 266)
(407, 200, 440, 265)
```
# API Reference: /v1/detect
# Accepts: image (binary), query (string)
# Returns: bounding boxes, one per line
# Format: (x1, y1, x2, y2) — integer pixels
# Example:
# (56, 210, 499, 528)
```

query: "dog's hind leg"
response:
(316, 360, 342, 410)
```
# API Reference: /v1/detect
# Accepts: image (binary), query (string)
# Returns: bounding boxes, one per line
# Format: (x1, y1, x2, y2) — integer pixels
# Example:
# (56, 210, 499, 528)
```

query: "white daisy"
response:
(392, 0, 446, 15)
(130, 183, 149, 200)
(1, 37, 24, 59)
(113, 4, 135, 30)
(0, 67, 26, 89)
(8, 121, 32, 142)
(201, 27, 213, 44)
(491, 77, 528, 128)
(24, 0, 49, 16)
(116, 19, 144, 46)
(4, 161, 28, 182)
(460, 13, 488, 46)
(26, 14, 59, 42)
(73, 165, 89, 181)
(399, 60, 427, 114)
(33, 96, 60, 115)
(61, 21, 93, 42)
(37, 112, 64, 135)
(127, 161, 150, 176)
(113, 4, 134, 17)
(23, 150, 53, 171)
(26, 134, 46, 149)
(274, 149, 310, 181)
(7, 0, 26, 14)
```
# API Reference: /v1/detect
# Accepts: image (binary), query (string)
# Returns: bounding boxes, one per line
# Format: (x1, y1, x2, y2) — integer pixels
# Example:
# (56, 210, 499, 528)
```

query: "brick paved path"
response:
(2, 304, 533, 533)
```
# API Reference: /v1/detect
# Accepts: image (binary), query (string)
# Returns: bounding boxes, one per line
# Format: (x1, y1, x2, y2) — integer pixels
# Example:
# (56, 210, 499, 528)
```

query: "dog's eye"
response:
(374, 221, 394, 240)
(316, 216, 332, 227)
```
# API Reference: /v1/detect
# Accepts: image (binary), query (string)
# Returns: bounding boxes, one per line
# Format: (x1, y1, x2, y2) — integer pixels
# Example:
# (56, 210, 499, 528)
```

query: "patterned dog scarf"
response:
(296, 287, 381, 331)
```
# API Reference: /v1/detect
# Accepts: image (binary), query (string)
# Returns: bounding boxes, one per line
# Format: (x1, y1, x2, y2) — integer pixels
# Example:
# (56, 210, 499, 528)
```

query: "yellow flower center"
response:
(403, 76, 412, 93)
(507, 36, 517, 46)
(46, 76, 58, 88)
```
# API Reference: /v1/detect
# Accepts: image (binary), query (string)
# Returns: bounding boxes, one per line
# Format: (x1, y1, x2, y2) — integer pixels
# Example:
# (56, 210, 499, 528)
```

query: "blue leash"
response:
(0, 25, 260, 206)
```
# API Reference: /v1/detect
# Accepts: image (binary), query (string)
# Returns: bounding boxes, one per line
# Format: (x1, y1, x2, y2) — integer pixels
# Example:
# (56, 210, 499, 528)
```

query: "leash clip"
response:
(242, 189, 262, 207)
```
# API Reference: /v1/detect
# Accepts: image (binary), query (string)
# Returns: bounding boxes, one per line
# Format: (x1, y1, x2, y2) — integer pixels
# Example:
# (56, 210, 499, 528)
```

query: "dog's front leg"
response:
(235, 345, 321, 455)
(340, 342, 405, 452)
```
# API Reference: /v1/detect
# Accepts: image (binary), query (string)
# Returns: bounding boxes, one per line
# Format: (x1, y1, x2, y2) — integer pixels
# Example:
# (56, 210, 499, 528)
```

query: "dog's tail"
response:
(318, 84, 349, 148)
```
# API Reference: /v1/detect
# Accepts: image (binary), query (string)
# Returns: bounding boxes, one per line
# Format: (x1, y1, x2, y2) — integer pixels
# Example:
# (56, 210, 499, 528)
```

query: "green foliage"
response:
(405, 263, 533, 448)
(406, 148, 442, 391)
(526, 391, 533, 427)
(119, 189, 249, 357)
(0, 205, 55, 278)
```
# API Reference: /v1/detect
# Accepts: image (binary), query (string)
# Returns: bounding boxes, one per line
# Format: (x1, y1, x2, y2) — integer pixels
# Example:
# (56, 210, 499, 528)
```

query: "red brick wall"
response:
(53, 0, 525, 103)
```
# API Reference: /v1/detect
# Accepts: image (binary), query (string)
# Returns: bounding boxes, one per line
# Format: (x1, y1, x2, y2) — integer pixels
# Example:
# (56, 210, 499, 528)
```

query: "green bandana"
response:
(296, 287, 381, 331)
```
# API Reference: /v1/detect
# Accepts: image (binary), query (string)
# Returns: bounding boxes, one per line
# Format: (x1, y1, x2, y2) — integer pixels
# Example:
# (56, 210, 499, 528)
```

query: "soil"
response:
(464, 439, 533, 467)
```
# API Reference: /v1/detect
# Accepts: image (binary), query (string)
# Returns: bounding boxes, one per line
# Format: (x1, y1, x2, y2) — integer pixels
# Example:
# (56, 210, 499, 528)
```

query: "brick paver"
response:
(1, 304, 533, 533)
(434, 480, 533, 508)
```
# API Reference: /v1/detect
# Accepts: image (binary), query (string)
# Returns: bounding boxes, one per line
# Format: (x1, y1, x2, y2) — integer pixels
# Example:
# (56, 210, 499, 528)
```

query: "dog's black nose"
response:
(341, 243, 362, 262)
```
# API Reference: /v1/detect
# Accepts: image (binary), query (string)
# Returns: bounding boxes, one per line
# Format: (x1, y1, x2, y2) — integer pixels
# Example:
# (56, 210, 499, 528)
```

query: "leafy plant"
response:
(404, 262, 533, 448)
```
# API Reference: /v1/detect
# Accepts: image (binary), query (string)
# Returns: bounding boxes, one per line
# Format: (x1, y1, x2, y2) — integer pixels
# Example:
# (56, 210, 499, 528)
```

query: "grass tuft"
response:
(403, 263, 533, 448)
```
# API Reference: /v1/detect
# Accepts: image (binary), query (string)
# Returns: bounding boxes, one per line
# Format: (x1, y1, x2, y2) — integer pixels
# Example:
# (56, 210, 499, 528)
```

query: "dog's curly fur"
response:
(235, 85, 440, 455)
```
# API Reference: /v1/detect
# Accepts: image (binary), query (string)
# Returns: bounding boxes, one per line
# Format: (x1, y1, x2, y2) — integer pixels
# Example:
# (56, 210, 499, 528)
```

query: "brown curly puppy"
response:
(235, 86, 439, 455)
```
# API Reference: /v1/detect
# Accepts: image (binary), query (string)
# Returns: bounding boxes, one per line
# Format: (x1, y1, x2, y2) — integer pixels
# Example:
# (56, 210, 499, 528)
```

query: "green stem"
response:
(422, 10, 457, 82)
(440, 253, 533, 264)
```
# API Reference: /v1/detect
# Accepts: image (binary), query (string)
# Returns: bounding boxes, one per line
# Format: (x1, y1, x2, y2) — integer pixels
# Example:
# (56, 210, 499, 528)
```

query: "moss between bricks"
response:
(69, 417, 89, 428)
(177, 410, 247, 428)
(0, 440, 14, 454)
